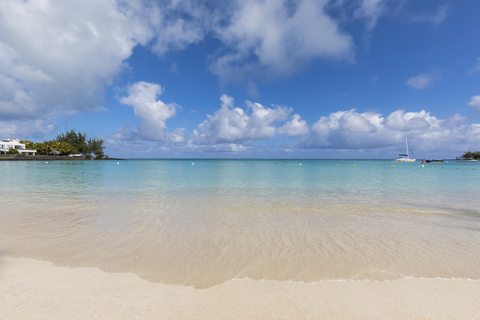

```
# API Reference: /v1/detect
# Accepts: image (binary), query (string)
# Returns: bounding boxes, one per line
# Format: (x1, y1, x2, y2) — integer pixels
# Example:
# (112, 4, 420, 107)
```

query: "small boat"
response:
(457, 159, 478, 162)
(395, 138, 416, 162)
(426, 159, 444, 163)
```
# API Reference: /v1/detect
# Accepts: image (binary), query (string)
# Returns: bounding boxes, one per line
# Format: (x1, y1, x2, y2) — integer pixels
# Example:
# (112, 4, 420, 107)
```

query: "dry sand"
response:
(1, 256, 479, 320)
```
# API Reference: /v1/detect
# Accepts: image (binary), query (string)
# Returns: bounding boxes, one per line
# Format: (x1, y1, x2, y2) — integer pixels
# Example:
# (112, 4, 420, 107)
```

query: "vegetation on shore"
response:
(457, 151, 480, 160)
(20, 130, 106, 159)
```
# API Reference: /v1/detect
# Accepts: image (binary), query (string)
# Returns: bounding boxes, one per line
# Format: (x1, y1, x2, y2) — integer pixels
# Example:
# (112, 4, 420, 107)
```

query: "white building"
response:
(0, 139, 37, 155)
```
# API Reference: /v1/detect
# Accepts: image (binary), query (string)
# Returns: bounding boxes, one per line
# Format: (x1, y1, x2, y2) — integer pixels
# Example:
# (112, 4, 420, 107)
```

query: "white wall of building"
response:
(0, 139, 37, 155)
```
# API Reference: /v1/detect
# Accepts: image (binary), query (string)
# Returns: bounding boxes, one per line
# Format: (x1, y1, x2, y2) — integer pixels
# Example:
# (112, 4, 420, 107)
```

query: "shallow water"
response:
(1, 159, 479, 288)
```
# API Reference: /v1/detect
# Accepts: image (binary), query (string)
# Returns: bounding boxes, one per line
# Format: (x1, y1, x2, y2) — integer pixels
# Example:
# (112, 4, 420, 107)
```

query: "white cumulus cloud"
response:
(278, 114, 309, 136)
(0, 0, 156, 137)
(306, 108, 475, 155)
(148, 1, 208, 56)
(0, 0, 359, 139)
(188, 95, 310, 152)
(117, 81, 184, 142)
(210, 0, 354, 82)
(191, 95, 290, 145)
(383, 110, 435, 131)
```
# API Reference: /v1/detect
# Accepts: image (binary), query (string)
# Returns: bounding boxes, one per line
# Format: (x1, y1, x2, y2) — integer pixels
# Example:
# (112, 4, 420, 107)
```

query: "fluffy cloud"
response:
(0, 0, 156, 137)
(191, 95, 287, 144)
(107, 90, 479, 157)
(186, 104, 477, 156)
(1, 0, 474, 158)
(383, 110, 435, 131)
(307, 108, 476, 154)
(188, 95, 309, 151)
(148, 1, 208, 56)
(0, 0, 216, 139)
(405, 73, 439, 89)
(468, 95, 480, 110)
(278, 114, 309, 136)
(117, 81, 184, 142)
(0, 0, 357, 139)
(310, 109, 382, 148)
(210, 0, 354, 81)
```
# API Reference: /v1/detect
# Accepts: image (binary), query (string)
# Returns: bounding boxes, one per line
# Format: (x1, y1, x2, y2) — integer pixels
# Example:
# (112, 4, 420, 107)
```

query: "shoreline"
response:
(0, 155, 124, 161)
(1, 256, 479, 319)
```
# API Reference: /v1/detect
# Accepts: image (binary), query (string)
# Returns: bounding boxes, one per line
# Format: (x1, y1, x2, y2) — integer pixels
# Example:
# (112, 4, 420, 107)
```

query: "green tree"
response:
(19, 140, 34, 150)
(58, 141, 78, 155)
(49, 141, 77, 155)
(459, 151, 480, 160)
(29, 140, 77, 155)
(24, 130, 106, 157)
(43, 140, 55, 155)
(87, 138, 105, 159)
(6, 147, 19, 154)
(55, 129, 88, 154)
(33, 142, 47, 155)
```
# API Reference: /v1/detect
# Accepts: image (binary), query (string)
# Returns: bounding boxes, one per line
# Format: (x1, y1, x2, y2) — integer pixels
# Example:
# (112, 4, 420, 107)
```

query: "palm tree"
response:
(33, 142, 47, 155)
(56, 142, 77, 155)
(43, 140, 54, 155)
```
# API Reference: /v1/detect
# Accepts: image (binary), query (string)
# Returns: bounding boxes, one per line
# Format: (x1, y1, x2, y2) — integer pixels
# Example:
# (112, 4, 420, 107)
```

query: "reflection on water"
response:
(1, 160, 479, 288)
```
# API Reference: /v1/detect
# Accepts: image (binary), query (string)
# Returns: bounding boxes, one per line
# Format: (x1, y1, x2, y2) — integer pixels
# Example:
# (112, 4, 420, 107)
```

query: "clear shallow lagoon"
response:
(1, 159, 479, 288)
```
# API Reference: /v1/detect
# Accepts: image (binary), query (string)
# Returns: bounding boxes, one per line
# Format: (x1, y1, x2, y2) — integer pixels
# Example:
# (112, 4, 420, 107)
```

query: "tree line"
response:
(17, 130, 106, 158)
(458, 151, 480, 160)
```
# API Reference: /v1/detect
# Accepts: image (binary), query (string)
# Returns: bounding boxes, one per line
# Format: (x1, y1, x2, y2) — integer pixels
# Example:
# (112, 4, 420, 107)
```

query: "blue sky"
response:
(1, 0, 479, 158)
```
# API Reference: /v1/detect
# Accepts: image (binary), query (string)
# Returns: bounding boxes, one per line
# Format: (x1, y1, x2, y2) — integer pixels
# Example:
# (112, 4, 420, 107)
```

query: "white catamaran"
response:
(395, 138, 416, 162)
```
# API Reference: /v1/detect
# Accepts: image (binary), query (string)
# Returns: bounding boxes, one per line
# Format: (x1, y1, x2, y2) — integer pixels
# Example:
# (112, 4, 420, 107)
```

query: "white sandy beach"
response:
(1, 256, 479, 320)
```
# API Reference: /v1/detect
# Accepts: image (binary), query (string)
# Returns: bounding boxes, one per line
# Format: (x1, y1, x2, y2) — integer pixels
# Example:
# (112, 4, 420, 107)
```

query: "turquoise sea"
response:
(1, 159, 479, 288)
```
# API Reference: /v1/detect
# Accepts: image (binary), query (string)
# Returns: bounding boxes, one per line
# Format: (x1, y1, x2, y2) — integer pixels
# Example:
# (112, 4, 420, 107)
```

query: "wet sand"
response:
(1, 256, 479, 320)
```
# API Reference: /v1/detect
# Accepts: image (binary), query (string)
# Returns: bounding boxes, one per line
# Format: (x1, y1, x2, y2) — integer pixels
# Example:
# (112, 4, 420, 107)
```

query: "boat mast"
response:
(406, 138, 409, 158)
